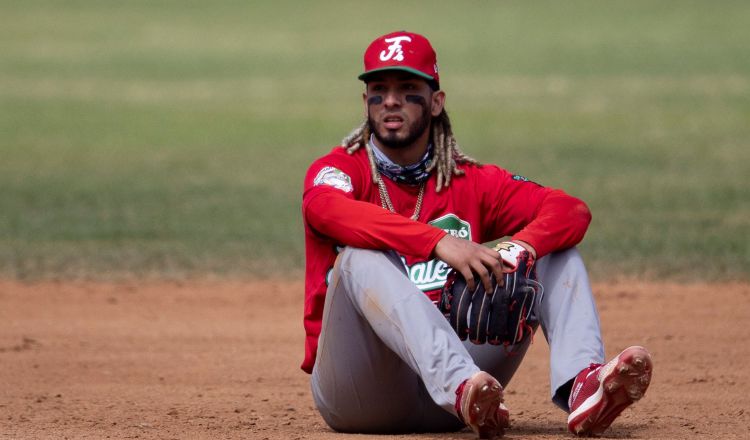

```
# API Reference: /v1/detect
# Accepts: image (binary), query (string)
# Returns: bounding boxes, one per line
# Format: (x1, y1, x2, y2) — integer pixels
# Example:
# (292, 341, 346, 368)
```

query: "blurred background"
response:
(1, 0, 748, 280)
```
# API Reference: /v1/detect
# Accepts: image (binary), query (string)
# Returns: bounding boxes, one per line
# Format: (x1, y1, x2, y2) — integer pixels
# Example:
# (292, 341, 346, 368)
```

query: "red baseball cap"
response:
(358, 31, 440, 88)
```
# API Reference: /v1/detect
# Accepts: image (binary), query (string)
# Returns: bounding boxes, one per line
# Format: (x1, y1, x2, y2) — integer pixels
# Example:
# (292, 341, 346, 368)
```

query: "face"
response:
(363, 71, 445, 150)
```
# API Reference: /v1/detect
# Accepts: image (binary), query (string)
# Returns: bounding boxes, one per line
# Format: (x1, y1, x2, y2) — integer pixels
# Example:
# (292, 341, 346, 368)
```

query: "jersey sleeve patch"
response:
(313, 166, 353, 193)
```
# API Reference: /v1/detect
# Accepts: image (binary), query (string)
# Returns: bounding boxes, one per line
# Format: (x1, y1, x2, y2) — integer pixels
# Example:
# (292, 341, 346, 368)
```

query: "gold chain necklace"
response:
(376, 175, 426, 221)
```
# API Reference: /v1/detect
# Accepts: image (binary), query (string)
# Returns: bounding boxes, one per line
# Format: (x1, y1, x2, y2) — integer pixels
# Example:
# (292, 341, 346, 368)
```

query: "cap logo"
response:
(379, 36, 412, 62)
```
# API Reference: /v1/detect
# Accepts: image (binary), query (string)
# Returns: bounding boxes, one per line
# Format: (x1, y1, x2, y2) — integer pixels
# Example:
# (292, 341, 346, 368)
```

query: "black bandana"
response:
(369, 136, 433, 185)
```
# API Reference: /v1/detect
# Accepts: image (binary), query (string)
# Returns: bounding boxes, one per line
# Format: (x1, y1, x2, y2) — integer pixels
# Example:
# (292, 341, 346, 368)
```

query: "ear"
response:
(362, 92, 368, 117)
(430, 90, 445, 117)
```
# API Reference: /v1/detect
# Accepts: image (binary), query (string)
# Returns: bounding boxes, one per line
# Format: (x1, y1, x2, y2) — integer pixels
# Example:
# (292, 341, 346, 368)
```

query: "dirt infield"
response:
(1, 279, 748, 439)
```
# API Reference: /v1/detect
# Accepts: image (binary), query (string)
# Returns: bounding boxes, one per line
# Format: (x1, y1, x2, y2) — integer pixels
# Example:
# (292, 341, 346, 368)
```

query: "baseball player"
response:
(301, 31, 653, 438)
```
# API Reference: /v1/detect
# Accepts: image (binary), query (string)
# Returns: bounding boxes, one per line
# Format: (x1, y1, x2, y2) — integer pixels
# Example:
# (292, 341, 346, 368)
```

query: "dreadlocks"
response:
(341, 110, 479, 192)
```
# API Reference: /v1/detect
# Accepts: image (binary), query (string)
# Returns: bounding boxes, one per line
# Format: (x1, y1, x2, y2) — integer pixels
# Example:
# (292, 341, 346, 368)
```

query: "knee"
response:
(548, 247, 584, 267)
(337, 247, 405, 278)
(536, 246, 587, 282)
(338, 247, 378, 268)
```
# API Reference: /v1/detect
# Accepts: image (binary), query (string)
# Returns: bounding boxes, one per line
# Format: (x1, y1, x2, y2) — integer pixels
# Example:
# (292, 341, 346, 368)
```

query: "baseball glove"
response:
(439, 242, 543, 346)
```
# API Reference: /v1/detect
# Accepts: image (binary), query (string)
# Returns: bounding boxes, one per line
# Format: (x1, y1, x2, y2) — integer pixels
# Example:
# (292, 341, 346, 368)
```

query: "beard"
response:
(368, 104, 431, 150)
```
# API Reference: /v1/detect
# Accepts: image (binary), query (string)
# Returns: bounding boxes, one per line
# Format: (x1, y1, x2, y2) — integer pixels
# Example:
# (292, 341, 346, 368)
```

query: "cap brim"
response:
(358, 66, 435, 82)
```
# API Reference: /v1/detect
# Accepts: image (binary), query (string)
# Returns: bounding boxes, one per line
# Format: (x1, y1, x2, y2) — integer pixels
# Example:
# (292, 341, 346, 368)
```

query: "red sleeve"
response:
(478, 166, 592, 258)
(303, 151, 446, 259)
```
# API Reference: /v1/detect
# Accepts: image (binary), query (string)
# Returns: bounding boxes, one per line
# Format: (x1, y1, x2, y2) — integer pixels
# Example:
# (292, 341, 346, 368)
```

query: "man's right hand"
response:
(433, 234, 505, 292)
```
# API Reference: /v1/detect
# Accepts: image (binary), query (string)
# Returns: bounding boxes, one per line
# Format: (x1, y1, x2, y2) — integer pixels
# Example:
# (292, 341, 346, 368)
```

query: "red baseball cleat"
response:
(567, 346, 653, 436)
(455, 371, 510, 439)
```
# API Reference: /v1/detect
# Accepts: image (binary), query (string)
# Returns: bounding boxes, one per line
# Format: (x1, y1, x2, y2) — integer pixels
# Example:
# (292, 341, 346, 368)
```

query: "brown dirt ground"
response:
(1, 278, 749, 440)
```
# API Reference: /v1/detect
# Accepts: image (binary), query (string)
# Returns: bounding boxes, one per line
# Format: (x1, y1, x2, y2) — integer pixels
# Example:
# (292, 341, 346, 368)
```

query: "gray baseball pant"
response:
(310, 246, 604, 433)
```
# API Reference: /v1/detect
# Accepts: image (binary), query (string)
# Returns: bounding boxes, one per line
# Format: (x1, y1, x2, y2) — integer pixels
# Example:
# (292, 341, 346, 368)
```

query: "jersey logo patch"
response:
(429, 213, 472, 240)
(313, 166, 353, 193)
(404, 214, 472, 291)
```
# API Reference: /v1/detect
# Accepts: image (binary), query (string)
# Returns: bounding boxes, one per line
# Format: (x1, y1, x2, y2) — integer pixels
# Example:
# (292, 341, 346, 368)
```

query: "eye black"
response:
(405, 95, 426, 105)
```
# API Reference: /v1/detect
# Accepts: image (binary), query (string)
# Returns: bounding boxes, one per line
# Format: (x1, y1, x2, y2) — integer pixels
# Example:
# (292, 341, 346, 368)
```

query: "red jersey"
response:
(301, 146, 591, 373)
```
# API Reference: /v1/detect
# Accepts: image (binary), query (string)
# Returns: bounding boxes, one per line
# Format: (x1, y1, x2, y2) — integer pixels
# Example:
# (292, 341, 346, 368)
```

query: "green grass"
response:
(1, 0, 748, 280)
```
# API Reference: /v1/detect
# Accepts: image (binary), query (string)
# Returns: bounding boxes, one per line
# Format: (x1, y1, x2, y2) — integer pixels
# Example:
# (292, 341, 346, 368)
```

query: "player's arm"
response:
(304, 191, 445, 258)
(303, 159, 446, 260)
(481, 167, 592, 258)
(510, 190, 590, 257)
